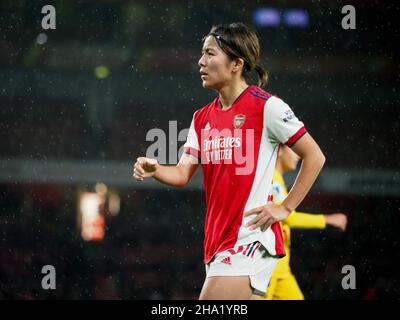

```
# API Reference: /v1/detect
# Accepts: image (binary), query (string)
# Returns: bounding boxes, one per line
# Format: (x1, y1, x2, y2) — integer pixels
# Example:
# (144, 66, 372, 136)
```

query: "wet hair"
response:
(202, 22, 268, 87)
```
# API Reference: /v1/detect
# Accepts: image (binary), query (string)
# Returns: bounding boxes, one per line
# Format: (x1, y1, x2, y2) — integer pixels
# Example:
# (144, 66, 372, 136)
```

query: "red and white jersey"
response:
(183, 85, 307, 264)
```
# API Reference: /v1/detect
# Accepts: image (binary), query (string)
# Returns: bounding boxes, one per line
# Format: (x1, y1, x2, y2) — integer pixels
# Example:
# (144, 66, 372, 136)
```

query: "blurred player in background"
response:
(133, 22, 326, 300)
(262, 144, 347, 300)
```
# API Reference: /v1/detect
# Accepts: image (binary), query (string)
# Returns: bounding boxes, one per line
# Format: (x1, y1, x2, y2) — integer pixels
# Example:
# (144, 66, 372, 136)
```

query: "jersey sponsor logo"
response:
(203, 136, 241, 151)
(201, 129, 244, 164)
(233, 114, 246, 129)
(199, 128, 255, 175)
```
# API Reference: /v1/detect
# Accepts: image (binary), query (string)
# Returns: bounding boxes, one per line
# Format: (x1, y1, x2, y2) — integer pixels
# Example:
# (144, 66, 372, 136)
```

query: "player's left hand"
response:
(244, 202, 291, 231)
(324, 213, 348, 231)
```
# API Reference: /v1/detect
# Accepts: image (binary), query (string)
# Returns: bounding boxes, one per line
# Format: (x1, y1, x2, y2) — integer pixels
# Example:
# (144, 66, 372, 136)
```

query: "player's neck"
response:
(218, 80, 249, 110)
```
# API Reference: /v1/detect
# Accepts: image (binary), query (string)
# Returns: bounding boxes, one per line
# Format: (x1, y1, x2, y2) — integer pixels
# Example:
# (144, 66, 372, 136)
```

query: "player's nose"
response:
(198, 55, 206, 68)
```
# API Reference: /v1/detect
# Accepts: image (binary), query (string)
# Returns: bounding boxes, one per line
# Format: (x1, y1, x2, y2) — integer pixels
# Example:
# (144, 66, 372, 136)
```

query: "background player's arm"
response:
(285, 211, 326, 229)
(133, 154, 199, 188)
(285, 210, 347, 231)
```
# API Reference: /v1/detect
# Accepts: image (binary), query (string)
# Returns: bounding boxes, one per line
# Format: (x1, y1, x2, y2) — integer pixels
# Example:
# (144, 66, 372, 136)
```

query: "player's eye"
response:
(205, 51, 214, 57)
(201, 50, 214, 56)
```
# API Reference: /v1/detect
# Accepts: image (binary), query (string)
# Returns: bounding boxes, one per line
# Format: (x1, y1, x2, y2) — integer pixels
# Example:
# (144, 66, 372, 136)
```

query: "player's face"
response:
(198, 36, 235, 90)
(280, 145, 300, 172)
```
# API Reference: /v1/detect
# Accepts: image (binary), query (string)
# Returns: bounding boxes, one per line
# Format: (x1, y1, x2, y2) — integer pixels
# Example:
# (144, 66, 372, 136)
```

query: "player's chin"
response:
(201, 79, 216, 90)
(201, 80, 210, 88)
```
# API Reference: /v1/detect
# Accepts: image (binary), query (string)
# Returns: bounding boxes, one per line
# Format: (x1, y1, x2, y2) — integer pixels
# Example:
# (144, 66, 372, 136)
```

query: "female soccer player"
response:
(262, 144, 347, 300)
(133, 22, 326, 300)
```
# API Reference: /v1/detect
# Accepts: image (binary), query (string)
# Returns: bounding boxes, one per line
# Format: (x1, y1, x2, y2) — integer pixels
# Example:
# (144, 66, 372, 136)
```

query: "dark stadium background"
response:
(0, 0, 399, 299)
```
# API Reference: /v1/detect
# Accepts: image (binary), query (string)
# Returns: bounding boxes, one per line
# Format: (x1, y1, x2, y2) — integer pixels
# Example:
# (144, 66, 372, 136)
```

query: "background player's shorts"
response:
(205, 241, 278, 296)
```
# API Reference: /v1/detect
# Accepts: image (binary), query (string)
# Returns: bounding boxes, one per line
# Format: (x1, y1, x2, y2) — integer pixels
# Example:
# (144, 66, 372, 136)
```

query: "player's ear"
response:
(232, 58, 245, 73)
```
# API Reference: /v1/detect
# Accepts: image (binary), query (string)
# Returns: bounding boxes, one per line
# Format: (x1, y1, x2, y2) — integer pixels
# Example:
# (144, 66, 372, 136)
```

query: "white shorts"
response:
(205, 241, 278, 296)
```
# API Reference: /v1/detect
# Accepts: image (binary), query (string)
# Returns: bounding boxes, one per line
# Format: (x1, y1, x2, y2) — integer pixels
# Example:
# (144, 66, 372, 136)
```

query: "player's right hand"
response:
(133, 157, 159, 181)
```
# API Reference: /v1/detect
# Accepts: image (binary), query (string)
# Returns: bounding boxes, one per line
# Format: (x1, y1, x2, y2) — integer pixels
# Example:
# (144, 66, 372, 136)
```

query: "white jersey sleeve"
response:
(182, 112, 200, 160)
(265, 96, 307, 147)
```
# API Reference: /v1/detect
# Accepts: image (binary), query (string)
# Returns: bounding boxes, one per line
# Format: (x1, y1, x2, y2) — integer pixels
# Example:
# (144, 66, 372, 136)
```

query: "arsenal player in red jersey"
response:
(133, 22, 325, 300)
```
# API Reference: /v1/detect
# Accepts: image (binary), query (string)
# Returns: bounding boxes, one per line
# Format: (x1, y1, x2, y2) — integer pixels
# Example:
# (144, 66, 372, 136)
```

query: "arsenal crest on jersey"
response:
(233, 114, 246, 129)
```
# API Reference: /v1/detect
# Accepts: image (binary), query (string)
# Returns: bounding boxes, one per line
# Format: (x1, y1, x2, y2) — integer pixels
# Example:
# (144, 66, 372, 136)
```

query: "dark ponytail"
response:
(254, 64, 268, 87)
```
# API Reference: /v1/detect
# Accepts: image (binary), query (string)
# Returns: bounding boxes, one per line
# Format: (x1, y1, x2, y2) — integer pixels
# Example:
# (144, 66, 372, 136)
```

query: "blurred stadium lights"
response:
(253, 7, 309, 28)
(78, 182, 121, 241)
(253, 8, 281, 27)
(79, 191, 106, 241)
(108, 192, 121, 217)
(95, 182, 108, 195)
(35, 33, 48, 45)
(94, 65, 110, 79)
(283, 9, 309, 28)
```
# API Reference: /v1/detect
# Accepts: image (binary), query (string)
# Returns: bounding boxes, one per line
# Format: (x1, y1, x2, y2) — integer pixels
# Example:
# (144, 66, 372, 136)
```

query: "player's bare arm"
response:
(133, 155, 198, 188)
(245, 132, 325, 231)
